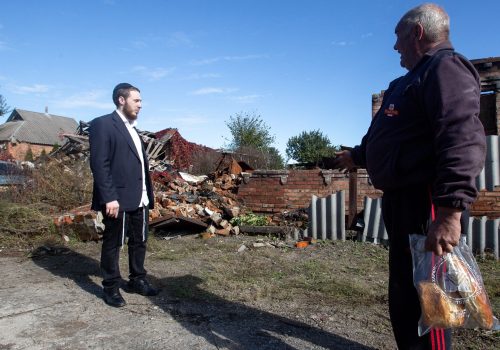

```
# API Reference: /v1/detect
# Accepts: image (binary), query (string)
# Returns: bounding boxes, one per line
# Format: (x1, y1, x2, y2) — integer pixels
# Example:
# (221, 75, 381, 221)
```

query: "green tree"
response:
(225, 111, 275, 151)
(225, 111, 285, 170)
(24, 148, 34, 162)
(286, 130, 337, 164)
(266, 146, 285, 169)
(0, 94, 11, 117)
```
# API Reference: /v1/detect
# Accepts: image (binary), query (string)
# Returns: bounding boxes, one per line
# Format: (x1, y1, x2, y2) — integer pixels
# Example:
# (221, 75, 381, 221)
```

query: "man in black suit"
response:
(89, 83, 159, 307)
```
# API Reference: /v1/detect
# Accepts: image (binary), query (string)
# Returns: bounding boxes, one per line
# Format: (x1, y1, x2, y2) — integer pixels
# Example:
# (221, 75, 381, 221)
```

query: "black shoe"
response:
(103, 288, 126, 307)
(126, 279, 160, 296)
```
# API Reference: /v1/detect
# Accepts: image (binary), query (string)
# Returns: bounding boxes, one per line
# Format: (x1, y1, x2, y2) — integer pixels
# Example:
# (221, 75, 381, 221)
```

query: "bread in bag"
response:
(418, 281, 465, 328)
(445, 254, 494, 329)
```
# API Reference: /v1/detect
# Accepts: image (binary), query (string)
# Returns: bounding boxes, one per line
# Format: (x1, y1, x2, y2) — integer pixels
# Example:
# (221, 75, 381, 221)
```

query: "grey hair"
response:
(399, 3, 449, 42)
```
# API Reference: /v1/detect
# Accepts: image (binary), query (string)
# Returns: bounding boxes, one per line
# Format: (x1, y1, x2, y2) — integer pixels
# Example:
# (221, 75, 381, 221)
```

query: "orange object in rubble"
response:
(295, 241, 309, 248)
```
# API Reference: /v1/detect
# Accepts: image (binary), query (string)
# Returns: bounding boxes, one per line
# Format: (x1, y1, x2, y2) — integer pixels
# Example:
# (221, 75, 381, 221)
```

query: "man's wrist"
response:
(434, 207, 462, 226)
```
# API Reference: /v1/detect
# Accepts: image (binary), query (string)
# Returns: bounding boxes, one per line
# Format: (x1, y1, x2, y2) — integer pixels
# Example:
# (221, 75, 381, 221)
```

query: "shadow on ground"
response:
(32, 247, 375, 350)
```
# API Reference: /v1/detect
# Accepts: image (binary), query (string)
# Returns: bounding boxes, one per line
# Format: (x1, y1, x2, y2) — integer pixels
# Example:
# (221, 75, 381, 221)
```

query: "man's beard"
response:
(123, 102, 138, 120)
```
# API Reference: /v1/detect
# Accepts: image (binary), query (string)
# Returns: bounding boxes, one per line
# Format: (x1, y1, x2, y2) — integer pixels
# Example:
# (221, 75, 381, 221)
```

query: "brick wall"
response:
(237, 169, 382, 214)
(471, 188, 500, 218)
(237, 168, 499, 219)
(5, 142, 53, 161)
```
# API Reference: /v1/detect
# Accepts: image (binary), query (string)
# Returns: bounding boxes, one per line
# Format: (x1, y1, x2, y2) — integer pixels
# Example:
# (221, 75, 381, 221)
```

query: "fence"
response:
(476, 135, 499, 191)
(360, 197, 499, 259)
(294, 192, 345, 241)
(298, 136, 500, 258)
(302, 192, 499, 259)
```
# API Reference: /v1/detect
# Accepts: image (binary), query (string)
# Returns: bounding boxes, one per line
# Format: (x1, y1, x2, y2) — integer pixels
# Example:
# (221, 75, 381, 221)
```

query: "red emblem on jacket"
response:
(384, 104, 399, 117)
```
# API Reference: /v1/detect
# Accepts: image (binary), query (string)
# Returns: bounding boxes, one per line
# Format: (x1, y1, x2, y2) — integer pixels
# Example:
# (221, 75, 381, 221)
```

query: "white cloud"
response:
(166, 31, 194, 48)
(53, 90, 114, 110)
(132, 65, 175, 81)
(131, 40, 148, 49)
(0, 40, 11, 51)
(171, 116, 209, 125)
(362, 32, 373, 38)
(9, 84, 50, 94)
(331, 41, 352, 46)
(190, 87, 237, 95)
(181, 73, 221, 80)
(191, 54, 268, 66)
(231, 94, 261, 104)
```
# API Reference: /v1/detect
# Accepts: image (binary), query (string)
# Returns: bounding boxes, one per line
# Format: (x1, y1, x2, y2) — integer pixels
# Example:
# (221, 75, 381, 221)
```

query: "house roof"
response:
(0, 108, 78, 145)
(155, 128, 178, 142)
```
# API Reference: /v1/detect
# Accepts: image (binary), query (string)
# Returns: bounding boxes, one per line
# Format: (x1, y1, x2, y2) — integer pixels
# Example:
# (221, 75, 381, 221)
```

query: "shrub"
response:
(230, 212, 269, 226)
(191, 149, 220, 175)
(4, 159, 93, 211)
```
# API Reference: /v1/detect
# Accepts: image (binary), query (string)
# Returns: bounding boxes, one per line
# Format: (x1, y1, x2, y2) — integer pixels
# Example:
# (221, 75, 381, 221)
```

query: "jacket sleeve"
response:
(350, 134, 368, 168)
(89, 117, 118, 205)
(423, 54, 486, 210)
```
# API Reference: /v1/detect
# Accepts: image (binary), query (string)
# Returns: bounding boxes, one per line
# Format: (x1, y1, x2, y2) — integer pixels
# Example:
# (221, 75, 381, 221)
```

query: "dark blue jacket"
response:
(89, 111, 154, 212)
(351, 42, 486, 210)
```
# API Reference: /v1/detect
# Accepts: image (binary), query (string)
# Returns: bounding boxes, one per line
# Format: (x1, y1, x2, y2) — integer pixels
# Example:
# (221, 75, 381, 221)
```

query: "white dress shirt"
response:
(116, 110, 149, 208)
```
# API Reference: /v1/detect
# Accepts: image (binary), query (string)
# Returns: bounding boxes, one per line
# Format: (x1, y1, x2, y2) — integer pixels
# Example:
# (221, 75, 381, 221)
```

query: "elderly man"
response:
(334, 4, 486, 349)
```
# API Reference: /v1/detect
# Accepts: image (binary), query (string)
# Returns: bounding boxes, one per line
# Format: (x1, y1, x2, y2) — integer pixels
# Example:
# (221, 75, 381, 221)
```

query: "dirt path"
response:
(0, 243, 394, 350)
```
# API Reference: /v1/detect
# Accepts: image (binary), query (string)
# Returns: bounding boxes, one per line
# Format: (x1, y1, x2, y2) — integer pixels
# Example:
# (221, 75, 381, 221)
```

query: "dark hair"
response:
(112, 83, 140, 107)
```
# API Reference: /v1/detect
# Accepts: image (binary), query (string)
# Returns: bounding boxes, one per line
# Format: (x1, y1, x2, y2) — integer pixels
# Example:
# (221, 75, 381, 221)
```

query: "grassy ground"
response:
(0, 227, 498, 349)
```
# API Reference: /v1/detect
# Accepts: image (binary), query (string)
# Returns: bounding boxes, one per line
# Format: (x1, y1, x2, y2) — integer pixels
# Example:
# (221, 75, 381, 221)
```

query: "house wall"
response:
(4, 142, 53, 161)
(237, 169, 382, 214)
(237, 167, 499, 220)
(471, 188, 500, 218)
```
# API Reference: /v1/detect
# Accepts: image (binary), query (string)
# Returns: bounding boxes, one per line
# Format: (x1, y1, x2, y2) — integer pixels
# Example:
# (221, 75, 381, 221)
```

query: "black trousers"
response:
(382, 185, 455, 350)
(100, 207, 149, 290)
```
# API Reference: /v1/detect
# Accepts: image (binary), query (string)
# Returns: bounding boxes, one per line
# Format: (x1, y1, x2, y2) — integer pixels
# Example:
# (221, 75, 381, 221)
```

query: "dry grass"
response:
(0, 231, 497, 349)
(145, 234, 499, 349)
(0, 159, 93, 238)
(0, 158, 497, 348)
(2, 159, 92, 212)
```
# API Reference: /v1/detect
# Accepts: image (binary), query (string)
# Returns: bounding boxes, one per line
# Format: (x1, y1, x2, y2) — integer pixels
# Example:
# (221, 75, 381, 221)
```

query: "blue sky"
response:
(1, 0, 499, 160)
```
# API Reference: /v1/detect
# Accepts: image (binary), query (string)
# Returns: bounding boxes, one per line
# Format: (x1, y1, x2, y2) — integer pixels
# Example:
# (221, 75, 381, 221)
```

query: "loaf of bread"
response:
(418, 281, 466, 328)
(445, 254, 494, 329)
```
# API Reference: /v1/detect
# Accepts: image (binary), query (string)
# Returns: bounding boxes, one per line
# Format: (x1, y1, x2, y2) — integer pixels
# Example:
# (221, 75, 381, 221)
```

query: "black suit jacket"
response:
(89, 111, 154, 212)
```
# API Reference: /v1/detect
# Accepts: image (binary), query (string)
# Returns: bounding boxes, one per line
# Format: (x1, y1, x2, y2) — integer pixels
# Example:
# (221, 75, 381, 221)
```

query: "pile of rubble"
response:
(53, 168, 309, 242)
(52, 122, 212, 173)
(49, 124, 309, 241)
(149, 172, 245, 237)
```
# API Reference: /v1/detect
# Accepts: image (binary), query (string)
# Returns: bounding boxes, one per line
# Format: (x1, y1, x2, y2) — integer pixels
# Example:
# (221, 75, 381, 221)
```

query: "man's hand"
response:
(332, 150, 356, 171)
(425, 207, 462, 256)
(106, 200, 120, 218)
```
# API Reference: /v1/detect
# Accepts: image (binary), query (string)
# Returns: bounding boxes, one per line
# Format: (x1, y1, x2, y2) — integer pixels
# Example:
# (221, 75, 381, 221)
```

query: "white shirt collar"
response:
(116, 109, 138, 128)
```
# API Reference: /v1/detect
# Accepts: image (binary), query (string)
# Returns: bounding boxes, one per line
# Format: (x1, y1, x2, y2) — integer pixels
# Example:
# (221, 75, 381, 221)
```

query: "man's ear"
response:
(415, 23, 424, 40)
(118, 96, 125, 106)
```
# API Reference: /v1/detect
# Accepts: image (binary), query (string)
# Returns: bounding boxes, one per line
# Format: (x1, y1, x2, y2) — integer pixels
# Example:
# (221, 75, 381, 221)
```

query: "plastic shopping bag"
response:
(409, 234, 499, 336)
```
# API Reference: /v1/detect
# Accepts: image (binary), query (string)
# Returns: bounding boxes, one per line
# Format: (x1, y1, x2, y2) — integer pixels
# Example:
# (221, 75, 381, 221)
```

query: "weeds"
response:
(230, 212, 269, 226)
(0, 159, 92, 237)
(3, 159, 92, 211)
(0, 201, 54, 237)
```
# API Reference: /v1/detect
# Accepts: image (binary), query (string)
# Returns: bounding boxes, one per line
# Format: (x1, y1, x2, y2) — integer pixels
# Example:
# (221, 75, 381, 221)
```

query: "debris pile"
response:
(51, 166, 309, 244)
(51, 123, 214, 172)
(53, 209, 104, 242)
(155, 128, 215, 171)
(149, 172, 245, 237)
(46, 126, 310, 243)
